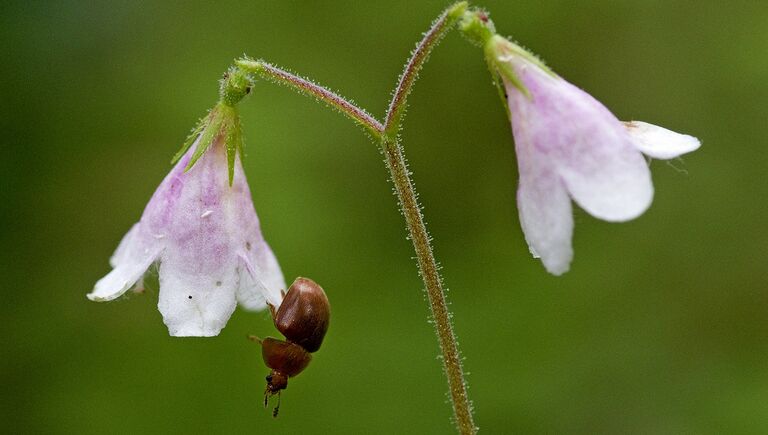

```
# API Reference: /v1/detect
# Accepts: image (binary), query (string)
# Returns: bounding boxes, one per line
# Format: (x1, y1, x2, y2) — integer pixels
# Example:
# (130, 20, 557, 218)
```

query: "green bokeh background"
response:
(3, 1, 767, 433)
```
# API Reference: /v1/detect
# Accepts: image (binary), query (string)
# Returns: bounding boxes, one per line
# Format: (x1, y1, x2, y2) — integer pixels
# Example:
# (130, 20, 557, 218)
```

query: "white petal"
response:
(237, 248, 285, 310)
(547, 90, 653, 222)
(510, 101, 575, 276)
(109, 224, 139, 267)
(505, 68, 654, 222)
(88, 224, 161, 301)
(557, 140, 654, 223)
(517, 164, 574, 276)
(142, 138, 278, 335)
(157, 259, 238, 337)
(88, 259, 154, 302)
(625, 121, 701, 159)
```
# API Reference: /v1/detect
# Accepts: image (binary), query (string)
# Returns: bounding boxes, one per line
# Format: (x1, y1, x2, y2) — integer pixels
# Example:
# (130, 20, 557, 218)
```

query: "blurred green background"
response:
(2, 0, 767, 433)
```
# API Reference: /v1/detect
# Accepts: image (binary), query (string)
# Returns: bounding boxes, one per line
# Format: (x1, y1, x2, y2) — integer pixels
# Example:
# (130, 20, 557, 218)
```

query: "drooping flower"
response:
(485, 35, 700, 275)
(88, 70, 286, 336)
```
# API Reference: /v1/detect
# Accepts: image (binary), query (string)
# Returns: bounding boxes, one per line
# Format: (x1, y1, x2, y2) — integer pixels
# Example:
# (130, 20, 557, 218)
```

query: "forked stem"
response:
(237, 3, 475, 433)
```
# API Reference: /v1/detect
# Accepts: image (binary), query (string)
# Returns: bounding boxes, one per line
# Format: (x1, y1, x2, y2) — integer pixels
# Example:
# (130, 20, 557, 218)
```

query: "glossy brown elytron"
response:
(253, 277, 330, 417)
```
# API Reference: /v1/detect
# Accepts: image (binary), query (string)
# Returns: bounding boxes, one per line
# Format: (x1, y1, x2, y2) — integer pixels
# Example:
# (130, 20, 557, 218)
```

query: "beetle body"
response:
(272, 277, 330, 353)
(257, 277, 330, 416)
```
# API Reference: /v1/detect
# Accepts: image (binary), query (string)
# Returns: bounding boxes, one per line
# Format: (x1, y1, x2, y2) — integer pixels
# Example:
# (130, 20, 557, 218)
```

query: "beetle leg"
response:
(266, 302, 277, 320)
(272, 391, 281, 418)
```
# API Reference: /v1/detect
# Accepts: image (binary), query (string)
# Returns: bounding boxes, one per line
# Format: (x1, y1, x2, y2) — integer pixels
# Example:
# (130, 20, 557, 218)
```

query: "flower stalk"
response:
(238, 3, 476, 433)
(381, 137, 475, 434)
(384, 2, 467, 137)
(381, 3, 476, 434)
(236, 59, 383, 137)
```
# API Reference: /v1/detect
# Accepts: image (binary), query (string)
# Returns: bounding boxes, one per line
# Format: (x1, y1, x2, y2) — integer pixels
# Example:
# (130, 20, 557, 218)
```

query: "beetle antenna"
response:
(247, 335, 262, 343)
(272, 392, 281, 418)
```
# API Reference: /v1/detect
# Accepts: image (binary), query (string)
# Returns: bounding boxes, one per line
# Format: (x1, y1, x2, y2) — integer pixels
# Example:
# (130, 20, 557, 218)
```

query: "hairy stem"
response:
(236, 59, 384, 138)
(382, 137, 475, 434)
(238, 3, 475, 432)
(382, 3, 476, 434)
(384, 2, 467, 137)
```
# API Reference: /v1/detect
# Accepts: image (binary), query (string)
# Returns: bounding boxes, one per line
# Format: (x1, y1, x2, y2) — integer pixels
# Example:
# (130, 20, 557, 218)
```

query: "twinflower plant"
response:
(89, 3, 700, 434)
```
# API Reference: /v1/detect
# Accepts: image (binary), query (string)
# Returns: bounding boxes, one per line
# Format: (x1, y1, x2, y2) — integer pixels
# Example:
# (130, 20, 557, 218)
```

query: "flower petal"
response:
(238, 247, 286, 311)
(506, 63, 654, 222)
(148, 139, 284, 336)
(516, 151, 574, 276)
(88, 227, 161, 301)
(109, 224, 138, 267)
(147, 143, 241, 336)
(625, 121, 701, 159)
(556, 131, 654, 223)
(157, 260, 238, 337)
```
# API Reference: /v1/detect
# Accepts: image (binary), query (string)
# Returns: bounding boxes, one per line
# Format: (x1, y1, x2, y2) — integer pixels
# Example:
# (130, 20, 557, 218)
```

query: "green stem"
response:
(382, 3, 476, 434)
(382, 137, 475, 434)
(384, 2, 467, 137)
(236, 59, 383, 138)
(237, 3, 475, 433)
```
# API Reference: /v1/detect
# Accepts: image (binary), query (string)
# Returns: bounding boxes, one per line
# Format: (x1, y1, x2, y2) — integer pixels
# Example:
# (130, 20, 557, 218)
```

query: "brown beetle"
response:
(250, 277, 330, 417)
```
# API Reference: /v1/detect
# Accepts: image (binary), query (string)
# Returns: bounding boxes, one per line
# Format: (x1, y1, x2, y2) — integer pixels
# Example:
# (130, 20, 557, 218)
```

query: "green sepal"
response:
(236, 127, 246, 166)
(175, 65, 251, 181)
(185, 104, 226, 172)
(224, 110, 243, 186)
(484, 36, 530, 99)
(491, 35, 556, 79)
(485, 51, 512, 118)
(493, 53, 530, 99)
(171, 115, 207, 164)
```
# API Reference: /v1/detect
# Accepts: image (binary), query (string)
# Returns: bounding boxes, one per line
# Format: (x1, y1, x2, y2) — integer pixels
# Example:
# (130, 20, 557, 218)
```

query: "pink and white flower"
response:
(490, 37, 700, 275)
(88, 135, 285, 336)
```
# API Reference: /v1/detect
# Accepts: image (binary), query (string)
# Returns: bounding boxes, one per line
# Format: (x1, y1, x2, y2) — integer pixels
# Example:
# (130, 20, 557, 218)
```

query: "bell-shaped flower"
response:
(89, 70, 286, 336)
(486, 35, 700, 275)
